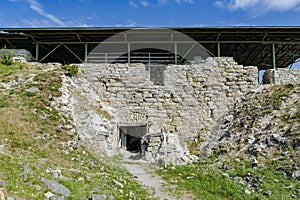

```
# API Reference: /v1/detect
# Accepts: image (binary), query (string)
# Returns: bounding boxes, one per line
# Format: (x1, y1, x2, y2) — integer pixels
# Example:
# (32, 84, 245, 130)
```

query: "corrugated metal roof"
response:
(1, 27, 300, 69)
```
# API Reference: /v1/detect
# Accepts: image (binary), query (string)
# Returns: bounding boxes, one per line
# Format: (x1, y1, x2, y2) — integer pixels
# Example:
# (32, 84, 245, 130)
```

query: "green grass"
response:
(0, 61, 152, 199)
(158, 84, 300, 200)
(158, 158, 300, 200)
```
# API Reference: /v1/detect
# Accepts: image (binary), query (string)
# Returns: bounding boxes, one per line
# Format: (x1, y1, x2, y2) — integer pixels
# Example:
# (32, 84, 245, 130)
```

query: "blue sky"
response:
(1, 0, 300, 27)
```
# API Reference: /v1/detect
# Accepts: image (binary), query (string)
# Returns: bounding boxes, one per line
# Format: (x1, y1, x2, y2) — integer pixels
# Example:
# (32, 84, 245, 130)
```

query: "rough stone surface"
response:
(40, 177, 71, 197)
(264, 68, 300, 84)
(0, 179, 7, 188)
(50, 196, 64, 200)
(25, 87, 39, 93)
(59, 57, 258, 162)
(0, 189, 6, 200)
(91, 194, 107, 200)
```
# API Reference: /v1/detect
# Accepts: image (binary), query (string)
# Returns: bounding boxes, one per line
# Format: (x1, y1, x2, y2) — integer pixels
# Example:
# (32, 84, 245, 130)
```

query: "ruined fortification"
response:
(63, 57, 259, 163)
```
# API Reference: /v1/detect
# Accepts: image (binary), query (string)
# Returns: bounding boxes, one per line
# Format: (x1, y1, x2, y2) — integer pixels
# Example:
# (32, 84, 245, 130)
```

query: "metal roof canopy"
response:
(1, 27, 300, 70)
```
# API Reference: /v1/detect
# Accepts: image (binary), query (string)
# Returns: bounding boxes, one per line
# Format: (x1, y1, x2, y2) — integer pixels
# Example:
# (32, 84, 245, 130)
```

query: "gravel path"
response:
(122, 161, 177, 200)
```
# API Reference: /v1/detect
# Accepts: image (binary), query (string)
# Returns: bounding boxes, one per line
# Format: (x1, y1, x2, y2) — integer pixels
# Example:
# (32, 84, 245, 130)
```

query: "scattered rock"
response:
(113, 179, 124, 188)
(250, 157, 258, 167)
(244, 189, 251, 195)
(263, 190, 272, 197)
(46, 168, 62, 180)
(44, 191, 55, 199)
(292, 170, 300, 180)
(25, 87, 39, 93)
(40, 177, 71, 197)
(0, 179, 8, 187)
(50, 196, 64, 200)
(91, 194, 107, 200)
(0, 189, 6, 200)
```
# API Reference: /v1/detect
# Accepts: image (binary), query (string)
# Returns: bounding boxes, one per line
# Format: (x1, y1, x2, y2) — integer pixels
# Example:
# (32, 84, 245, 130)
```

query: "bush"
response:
(0, 51, 13, 66)
(62, 64, 78, 77)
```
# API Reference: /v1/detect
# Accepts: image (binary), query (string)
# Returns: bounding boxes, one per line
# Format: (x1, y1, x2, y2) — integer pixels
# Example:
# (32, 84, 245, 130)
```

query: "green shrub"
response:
(62, 64, 78, 77)
(0, 51, 13, 66)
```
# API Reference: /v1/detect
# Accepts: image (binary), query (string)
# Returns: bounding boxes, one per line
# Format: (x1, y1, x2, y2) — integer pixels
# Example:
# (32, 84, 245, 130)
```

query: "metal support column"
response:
(128, 43, 131, 63)
(84, 43, 88, 63)
(217, 42, 221, 57)
(35, 43, 39, 62)
(272, 43, 276, 70)
(174, 42, 178, 64)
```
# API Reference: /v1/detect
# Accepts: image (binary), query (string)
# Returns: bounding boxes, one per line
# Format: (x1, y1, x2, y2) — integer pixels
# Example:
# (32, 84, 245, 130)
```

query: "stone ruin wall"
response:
(264, 68, 300, 84)
(71, 57, 258, 162)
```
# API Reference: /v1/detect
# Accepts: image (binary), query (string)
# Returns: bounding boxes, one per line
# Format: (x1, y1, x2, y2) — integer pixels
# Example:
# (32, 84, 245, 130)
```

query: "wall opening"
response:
(118, 124, 147, 152)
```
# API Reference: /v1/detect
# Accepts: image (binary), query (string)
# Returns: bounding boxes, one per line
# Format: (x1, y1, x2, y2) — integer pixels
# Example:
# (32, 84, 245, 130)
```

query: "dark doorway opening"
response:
(119, 124, 147, 152)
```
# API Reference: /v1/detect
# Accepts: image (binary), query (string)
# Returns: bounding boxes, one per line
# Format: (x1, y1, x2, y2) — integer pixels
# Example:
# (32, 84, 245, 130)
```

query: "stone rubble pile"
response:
(142, 133, 198, 164)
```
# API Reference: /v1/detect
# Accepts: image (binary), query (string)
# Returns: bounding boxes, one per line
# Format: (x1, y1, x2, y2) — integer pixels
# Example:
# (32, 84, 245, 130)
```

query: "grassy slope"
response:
(159, 84, 300, 200)
(0, 62, 151, 199)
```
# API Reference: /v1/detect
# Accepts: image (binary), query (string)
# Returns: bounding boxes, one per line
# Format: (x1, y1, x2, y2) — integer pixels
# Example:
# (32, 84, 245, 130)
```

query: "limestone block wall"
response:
(74, 57, 258, 157)
(264, 68, 300, 84)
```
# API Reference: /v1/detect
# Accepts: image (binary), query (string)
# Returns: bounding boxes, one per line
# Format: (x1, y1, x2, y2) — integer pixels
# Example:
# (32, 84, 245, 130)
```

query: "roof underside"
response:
(1, 27, 300, 69)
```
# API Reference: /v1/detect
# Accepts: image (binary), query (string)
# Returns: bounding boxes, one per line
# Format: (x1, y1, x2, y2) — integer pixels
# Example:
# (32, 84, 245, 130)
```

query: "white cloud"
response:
(129, 0, 193, 8)
(129, 0, 139, 7)
(114, 20, 137, 27)
(216, 0, 300, 12)
(140, 0, 151, 7)
(175, 0, 194, 4)
(9, 0, 65, 26)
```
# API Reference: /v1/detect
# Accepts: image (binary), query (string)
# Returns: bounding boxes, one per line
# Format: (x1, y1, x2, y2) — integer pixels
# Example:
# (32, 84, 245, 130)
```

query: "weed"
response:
(0, 50, 13, 66)
(62, 64, 78, 77)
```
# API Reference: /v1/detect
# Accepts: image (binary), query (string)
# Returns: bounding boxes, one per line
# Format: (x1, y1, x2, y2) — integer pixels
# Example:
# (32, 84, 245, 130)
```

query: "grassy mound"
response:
(159, 84, 300, 200)
(0, 62, 151, 199)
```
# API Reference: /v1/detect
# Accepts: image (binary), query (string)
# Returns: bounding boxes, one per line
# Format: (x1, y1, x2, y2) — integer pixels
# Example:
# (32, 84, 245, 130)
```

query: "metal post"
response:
(35, 43, 39, 62)
(174, 42, 178, 64)
(217, 42, 221, 57)
(128, 43, 131, 63)
(272, 43, 276, 70)
(84, 43, 88, 63)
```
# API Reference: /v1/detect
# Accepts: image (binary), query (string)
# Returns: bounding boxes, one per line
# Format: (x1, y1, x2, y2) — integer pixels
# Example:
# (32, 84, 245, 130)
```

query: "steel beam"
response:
(84, 43, 88, 63)
(217, 42, 221, 57)
(272, 43, 276, 70)
(62, 44, 84, 63)
(40, 44, 62, 62)
(127, 43, 131, 63)
(179, 43, 196, 64)
(5, 39, 13, 47)
(35, 43, 39, 61)
(174, 42, 177, 64)
(32, 40, 300, 45)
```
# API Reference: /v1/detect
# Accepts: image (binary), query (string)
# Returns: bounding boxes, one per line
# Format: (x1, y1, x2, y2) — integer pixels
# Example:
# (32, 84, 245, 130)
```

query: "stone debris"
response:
(25, 87, 39, 93)
(0, 179, 7, 188)
(0, 189, 6, 200)
(40, 177, 71, 197)
(113, 179, 124, 188)
(91, 194, 107, 200)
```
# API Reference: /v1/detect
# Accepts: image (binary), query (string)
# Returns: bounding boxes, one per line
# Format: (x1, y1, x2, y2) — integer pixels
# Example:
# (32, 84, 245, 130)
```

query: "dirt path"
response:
(122, 161, 177, 200)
